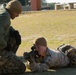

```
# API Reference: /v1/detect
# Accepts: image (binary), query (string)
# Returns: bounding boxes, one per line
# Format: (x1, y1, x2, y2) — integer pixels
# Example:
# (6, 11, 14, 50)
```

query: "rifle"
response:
(23, 44, 39, 62)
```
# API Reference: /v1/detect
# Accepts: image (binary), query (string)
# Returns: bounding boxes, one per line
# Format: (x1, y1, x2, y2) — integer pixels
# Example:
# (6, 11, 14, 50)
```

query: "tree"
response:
(49, 3, 56, 10)
(41, 0, 47, 5)
(18, 0, 25, 5)
(0, 0, 7, 3)
(6, 0, 10, 2)
(41, 0, 46, 3)
(18, 0, 30, 6)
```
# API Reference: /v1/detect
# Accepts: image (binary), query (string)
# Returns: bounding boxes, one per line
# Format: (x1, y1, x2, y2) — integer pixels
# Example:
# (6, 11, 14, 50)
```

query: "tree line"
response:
(0, 0, 29, 6)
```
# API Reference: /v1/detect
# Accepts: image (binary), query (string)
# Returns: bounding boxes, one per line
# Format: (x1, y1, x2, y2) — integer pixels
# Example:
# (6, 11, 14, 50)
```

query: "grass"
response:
(11, 10, 76, 74)
(20, 68, 76, 75)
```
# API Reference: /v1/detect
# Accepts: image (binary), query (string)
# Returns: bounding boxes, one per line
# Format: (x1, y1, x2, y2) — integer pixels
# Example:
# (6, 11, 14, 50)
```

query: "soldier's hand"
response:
(23, 52, 35, 63)
(28, 55, 35, 63)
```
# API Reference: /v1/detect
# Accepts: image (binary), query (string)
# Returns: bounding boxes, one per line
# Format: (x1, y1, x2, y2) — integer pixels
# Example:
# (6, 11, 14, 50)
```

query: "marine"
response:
(0, 0, 26, 73)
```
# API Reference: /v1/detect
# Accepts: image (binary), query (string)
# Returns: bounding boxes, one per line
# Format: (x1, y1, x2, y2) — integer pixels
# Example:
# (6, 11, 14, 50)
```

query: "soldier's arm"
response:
(0, 26, 7, 50)
(0, 15, 10, 50)
(29, 56, 53, 72)
(30, 62, 49, 72)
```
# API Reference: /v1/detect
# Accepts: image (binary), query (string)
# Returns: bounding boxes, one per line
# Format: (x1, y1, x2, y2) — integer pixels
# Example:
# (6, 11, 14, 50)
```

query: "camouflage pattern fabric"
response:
(0, 4, 10, 50)
(8, 26, 21, 54)
(0, 5, 26, 73)
(57, 44, 76, 67)
(26, 48, 69, 72)
(67, 48, 76, 67)
(0, 50, 26, 73)
(0, 26, 25, 73)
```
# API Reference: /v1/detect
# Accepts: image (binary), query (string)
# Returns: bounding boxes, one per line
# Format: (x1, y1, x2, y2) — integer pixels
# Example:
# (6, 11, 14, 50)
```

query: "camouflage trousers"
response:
(0, 50, 26, 73)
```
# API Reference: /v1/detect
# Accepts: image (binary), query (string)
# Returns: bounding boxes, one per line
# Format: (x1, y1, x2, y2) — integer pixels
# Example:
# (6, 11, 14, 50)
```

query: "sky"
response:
(46, 0, 76, 3)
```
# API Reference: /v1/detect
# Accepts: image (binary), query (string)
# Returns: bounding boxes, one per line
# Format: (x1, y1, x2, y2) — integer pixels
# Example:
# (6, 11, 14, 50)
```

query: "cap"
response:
(6, 0, 22, 14)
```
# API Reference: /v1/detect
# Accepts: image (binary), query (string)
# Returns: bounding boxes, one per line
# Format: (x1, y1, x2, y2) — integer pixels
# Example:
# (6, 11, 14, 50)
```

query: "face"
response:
(10, 12, 19, 19)
(35, 45, 47, 56)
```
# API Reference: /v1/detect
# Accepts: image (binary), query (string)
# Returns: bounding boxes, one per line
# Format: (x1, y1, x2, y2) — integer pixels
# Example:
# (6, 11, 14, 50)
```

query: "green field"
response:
(11, 10, 76, 74)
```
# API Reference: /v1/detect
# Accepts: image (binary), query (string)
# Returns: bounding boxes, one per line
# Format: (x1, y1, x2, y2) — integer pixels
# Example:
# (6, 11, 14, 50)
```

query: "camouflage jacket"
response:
(0, 4, 11, 50)
(29, 48, 69, 72)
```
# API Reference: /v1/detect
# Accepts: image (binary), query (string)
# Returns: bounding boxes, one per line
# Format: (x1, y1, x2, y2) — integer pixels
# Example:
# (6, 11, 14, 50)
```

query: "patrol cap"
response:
(34, 37, 47, 47)
(6, 0, 22, 14)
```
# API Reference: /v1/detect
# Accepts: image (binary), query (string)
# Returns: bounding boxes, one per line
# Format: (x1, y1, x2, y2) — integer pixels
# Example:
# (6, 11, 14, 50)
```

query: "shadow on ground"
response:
(17, 56, 76, 75)
(16, 68, 76, 75)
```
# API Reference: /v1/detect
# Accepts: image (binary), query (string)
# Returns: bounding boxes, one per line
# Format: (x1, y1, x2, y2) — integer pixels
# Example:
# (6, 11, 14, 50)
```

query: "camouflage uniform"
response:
(0, 5, 26, 73)
(28, 48, 69, 72)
